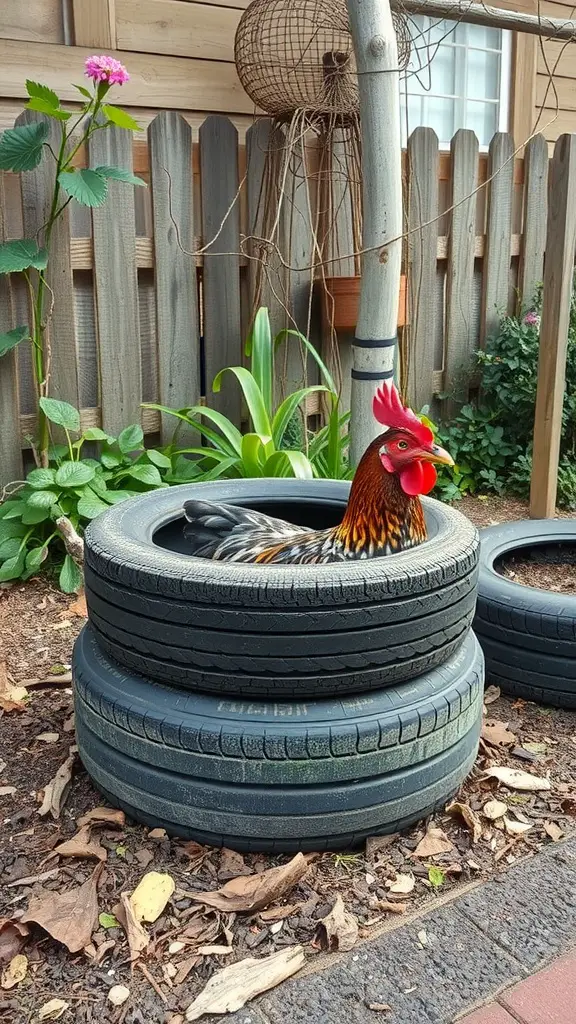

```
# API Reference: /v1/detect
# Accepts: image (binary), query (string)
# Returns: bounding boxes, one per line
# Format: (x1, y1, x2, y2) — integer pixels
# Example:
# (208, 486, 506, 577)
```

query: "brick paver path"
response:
(459, 953, 576, 1024)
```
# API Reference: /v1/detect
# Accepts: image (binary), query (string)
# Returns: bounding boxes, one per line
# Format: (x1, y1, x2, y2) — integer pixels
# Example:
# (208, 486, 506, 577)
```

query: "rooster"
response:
(183, 382, 453, 564)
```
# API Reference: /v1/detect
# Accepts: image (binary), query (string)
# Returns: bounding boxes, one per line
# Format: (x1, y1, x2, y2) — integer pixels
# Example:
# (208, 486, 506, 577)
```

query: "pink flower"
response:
(85, 55, 129, 86)
(523, 311, 540, 328)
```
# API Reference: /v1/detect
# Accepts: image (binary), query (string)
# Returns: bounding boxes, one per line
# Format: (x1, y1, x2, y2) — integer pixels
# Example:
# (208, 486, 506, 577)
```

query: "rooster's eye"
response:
(397, 440, 409, 450)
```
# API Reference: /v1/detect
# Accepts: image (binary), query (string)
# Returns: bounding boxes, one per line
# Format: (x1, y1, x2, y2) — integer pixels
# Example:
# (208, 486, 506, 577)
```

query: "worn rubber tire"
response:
(474, 519, 576, 708)
(84, 480, 479, 698)
(73, 626, 484, 853)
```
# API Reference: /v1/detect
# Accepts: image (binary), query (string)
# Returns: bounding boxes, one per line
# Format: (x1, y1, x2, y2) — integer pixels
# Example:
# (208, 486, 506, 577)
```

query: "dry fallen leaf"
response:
(198, 945, 235, 956)
(0, 919, 29, 963)
(481, 720, 517, 748)
(21, 863, 102, 954)
(148, 828, 167, 840)
(0, 786, 16, 797)
(365, 835, 400, 862)
(483, 685, 501, 705)
(503, 817, 532, 836)
(129, 871, 175, 923)
(68, 592, 88, 618)
(53, 825, 107, 862)
(259, 903, 303, 923)
(446, 801, 482, 843)
(413, 825, 454, 858)
(116, 893, 149, 961)
(385, 873, 415, 895)
(483, 799, 508, 820)
(192, 853, 308, 914)
(0, 662, 28, 712)
(38, 749, 76, 819)
(36, 732, 59, 744)
(484, 766, 551, 792)
(185, 946, 305, 1021)
(38, 999, 70, 1021)
(1, 953, 27, 990)
(77, 806, 125, 828)
(544, 821, 564, 842)
(367, 1004, 391, 1013)
(315, 895, 358, 953)
(219, 848, 251, 878)
(108, 984, 130, 1007)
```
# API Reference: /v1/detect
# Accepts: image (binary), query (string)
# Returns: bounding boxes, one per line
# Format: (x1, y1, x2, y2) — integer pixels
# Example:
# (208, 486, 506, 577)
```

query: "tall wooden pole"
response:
(346, 0, 403, 466)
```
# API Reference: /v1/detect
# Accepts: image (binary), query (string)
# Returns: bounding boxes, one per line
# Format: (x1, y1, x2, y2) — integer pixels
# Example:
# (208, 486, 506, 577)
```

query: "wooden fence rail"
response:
(0, 112, 550, 486)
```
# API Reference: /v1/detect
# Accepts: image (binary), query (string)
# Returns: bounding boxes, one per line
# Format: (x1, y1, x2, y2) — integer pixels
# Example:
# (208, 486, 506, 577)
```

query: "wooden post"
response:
(530, 134, 576, 519)
(346, 0, 403, 466)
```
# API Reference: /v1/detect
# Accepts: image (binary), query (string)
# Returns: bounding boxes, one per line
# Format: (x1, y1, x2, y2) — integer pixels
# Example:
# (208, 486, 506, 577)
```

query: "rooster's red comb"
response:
(372, 382, 434, 445)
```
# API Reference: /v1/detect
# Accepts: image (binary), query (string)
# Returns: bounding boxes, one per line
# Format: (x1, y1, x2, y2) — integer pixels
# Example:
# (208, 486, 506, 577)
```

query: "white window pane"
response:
(424, 95, 455, 143)
(467, 49, 500, 101)
(467, 23, 501, 49)
(466, 100, 498, 147)
(407, 94, 423, 134)
(430, 45, 456, 93)
(427, 18, 456, 45)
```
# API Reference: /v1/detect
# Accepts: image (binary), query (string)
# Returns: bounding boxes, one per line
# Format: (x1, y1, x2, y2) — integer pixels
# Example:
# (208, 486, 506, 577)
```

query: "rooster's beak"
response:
(421, 443, 454, 467)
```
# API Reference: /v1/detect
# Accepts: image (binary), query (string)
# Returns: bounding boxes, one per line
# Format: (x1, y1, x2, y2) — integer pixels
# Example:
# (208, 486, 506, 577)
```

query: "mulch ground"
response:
(1, 495, 575, 1024)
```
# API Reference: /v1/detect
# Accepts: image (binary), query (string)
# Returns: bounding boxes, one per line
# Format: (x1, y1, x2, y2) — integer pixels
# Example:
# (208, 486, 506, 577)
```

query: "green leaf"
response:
(27, 467, 56, 490)
(146, 449, 171, 469)
(101, 105, 141, 131)
(21, 505, 51, 524)
(25, 81, 60, 108)
(59, 554, 82, 594)
(0, 538, 22, 560)
(240, 433, 268, 477)
(245, 308, 273, 418)
(26, 489, 58, 509)
(73, 84, 93, 99)
(39, 397, 80, 431)
(0, 121, 49, 172)
(25, 97, 71, 121)
(99, 912, 120, 930)
(0, 553, 25, 582)
(0, 520, 26, 543)
(55, 462, 95, 488)
(77, 494, 109, 519)
(199, 456, 240, 481)
(272, 386, 330, 449)
(100, 450, 122, 469)
(58, 168, 107, 207)
(276, 327, 338, 393)
(103, 490, 137, 504)
(263, 450, 314, 479)
(94, 165, 146, 187)
(0, 239, 48, 274)
(0, 501, 22, 520)
(118, 423, 144, 453)
(212, 367, 271, 437)
(0, 325, 30, 356)
(428, 866, 446, 889)
(26, 546, 48, 571)
(82, 427, 108, 441)
(127, 463, 162, 486)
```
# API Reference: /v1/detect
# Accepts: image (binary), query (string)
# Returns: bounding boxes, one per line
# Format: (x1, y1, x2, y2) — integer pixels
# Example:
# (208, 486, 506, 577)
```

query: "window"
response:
(400, 17, 511, 149)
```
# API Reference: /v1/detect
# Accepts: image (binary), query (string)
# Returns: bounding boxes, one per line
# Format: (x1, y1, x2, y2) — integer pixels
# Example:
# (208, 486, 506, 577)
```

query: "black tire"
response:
(84, 480, 479, 698)
(474, 519, 576, 708)
(73, 625, 484, 853)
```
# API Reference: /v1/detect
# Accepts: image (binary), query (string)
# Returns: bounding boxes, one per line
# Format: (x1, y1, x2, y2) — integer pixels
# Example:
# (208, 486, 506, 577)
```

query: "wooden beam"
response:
(393, 0, 576, 39)
(72, 0, 116, 48)
(530, 134, 576, 518)
(511, 33, 538, 147)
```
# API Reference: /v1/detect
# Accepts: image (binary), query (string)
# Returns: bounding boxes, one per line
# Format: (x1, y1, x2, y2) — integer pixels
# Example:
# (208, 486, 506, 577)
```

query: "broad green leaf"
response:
(26, 489, 58, 509)
(200, 456, 240, 481)
(0, 121, 49, 172)
(0, 501, 22, 520)
(59, 554, 82, 593)
(77, 494, 109, 519)
(21, 505, 51, 524)
(240, 433, 267, 477)
(102, 105, 141, 131)
(118, 423, 144, 453)
(245, 308, 273, 417)
(25, 98, 71, 121)
(103, 490, 137, 504)
(0, 520, 27, 542)
(144, 404, 242, 457)
(272, 386, 330, 449)
(27, 468, 56, 490)
(86, 475, 108, 498)
(276, 327, 338, 393)
(146, 449, 171, 469)
(0, 538, 22, 560)
(0, 240, 48, 274)
(212, 367, 271, 437)
(73, 84, 92, 99)
(99, 912, 120, 930)
(82, 426, 108, 441)
(39, 397, 80, 431)
(428, 866, 445, 888)
(127, 463, 162, 487)
(101, 450, 122, 469)
(175, 447, 236, 464)
(0, 553, 25, 582)
(0, 325, 30, 356)
(263, 450, 314, 479)
(1, 502, 26, 520)
(25, 81, 60, 108)
(55, 462, 95, 488)
(58, 168, 107, 207)
(94, 165, 146, 187)
(26, 546, 48, 571)
(48, 443, 69, 461)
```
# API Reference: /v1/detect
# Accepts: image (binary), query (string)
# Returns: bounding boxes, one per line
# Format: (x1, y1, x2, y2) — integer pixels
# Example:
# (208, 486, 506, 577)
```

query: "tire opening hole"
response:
(495, 542, 576, 594)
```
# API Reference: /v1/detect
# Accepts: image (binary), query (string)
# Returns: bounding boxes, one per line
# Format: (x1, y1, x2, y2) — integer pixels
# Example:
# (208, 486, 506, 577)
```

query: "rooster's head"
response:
(372, 383, 453, 496)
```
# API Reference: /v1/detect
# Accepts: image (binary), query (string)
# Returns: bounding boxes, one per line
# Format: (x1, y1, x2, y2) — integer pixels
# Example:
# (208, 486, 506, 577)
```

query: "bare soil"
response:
(1, 494, 575, 1024)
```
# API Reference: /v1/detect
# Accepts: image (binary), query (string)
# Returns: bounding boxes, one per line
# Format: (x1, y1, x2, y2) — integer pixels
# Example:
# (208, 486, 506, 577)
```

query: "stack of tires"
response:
(73, 480, 485, 852)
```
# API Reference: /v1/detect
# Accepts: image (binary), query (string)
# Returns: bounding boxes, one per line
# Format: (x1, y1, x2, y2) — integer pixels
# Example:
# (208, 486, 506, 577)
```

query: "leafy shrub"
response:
(0, 398, 171, 590)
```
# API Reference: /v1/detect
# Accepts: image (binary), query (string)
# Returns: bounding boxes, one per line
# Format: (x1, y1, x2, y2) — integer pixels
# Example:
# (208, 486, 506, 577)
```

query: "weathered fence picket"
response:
(481, 132, 514, 342)
(519, 134, 549, 313)
(407, 127, 439, 413)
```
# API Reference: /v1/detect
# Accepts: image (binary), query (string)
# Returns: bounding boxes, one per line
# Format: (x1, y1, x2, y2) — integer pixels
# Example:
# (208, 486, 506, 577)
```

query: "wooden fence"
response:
(0, 112, 551, 485)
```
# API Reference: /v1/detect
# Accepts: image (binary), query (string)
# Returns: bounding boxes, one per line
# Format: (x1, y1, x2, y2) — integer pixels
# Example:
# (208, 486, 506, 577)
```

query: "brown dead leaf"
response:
(0, 786, 16, 797)
(483, 799, 508, 820)
(53, 825, 107, 862)
(385, 873, 415, 895)
(174, 957, 202, 986)
(67, 592, 87, 618)
(192, 853, 308, 914)
(21, 863, 102, 953)
(135, 849, 155, 869)
(180, 908, 221, 945)
(77, 806, 125, 828)
(63, 713, 75, 733)
(483, 685, 501, 705)
(544, 821, 564, 842)
(372, 900, 407, 915)
(37, 999, 70, 1021)
(503, 817, 532, 836)
(0, 919, 29, 963)
(413, 825, 454, 858)
(481, 720, 517, 748)
(365, 834, 400, 862)
(259, 903, 303, 923)
(116, 893, 150, 961)
(185, 946, 305, 1021)
(36, 732, 59, 744)
(484, 766, 551, 791)
(0, 662, 28, 712)
(446, 801, 482, 843)
(148, 828, 167, 840)
(315, 895, 358, 952)
(4, 869, 59, 888)
(219, 849, 251, 878)
(367, 1004, 391, 1013)
(38, 749, 75, 819)
(1, 953, 27, 990)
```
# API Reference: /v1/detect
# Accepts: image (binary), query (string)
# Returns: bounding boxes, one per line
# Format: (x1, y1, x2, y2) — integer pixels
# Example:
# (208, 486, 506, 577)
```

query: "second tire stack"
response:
(74, 479, 484, 852)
